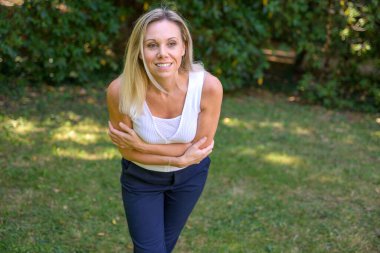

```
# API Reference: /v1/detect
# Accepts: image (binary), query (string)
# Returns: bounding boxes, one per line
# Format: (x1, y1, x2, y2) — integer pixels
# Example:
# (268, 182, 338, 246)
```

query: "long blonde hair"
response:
(119, 7, 203, 117)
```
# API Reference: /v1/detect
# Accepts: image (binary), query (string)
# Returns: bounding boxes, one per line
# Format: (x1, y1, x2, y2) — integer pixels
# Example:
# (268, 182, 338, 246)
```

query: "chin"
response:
(152, 70, 177, 79)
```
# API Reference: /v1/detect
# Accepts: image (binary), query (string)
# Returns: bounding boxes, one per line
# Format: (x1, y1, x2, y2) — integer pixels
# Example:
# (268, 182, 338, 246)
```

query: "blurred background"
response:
(1, 1, 379, 252)
(1, 0, 379, 112)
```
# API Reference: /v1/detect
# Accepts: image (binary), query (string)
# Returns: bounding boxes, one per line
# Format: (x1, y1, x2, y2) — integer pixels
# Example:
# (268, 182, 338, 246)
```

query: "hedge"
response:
(1, 0, 379, 112)
(0, 0, 120, 86)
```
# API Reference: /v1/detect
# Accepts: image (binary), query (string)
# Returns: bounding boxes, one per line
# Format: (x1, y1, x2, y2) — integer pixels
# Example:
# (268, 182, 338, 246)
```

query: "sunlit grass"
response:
(371, 130, 380, 138)
(1, 86, 379, 253)
(51, 120, 105, 145)
(292, 126, 312, 136)
(55, 147, 118, 160)
(258, 121, 284, 130)
(263, 152, 302, 166)
(222, 117, 244, 128)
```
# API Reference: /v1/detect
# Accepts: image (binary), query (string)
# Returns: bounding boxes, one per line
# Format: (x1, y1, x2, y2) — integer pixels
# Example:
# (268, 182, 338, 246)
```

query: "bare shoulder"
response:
(203, 71, 223, 97)
(107, 76, 122, 105)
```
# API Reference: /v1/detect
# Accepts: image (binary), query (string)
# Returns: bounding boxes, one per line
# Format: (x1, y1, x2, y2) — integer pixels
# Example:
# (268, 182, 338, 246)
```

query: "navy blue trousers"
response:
(120, 157, 211, 253)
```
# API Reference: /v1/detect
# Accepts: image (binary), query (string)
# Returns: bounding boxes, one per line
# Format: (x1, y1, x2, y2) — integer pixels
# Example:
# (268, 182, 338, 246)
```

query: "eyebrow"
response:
(144, 37, 178, 42)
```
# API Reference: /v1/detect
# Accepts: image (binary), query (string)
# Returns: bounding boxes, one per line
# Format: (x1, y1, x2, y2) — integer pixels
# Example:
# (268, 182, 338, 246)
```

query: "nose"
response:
(157, 45, 168, 58)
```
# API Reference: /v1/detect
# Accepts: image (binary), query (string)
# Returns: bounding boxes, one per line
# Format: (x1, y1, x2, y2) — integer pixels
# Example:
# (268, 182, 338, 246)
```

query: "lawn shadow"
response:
(1, 85, 379, 252)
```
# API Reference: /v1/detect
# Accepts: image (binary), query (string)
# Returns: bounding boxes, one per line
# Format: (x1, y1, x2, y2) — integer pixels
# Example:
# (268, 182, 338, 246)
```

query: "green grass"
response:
(1, 85, 379, 253)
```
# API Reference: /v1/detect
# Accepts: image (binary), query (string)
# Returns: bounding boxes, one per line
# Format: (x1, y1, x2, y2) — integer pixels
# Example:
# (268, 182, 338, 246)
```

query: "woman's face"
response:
(143, 19, 186, 80)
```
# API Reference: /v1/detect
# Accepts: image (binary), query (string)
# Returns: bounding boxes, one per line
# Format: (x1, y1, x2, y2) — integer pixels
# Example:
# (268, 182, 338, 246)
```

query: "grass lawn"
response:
(1, 85, 379, 253)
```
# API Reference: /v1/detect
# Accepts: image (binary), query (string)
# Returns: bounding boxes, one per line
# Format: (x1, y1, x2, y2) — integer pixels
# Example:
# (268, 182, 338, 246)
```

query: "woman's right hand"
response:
(108, 121, 146, 151)
(177, 137, 214, 167)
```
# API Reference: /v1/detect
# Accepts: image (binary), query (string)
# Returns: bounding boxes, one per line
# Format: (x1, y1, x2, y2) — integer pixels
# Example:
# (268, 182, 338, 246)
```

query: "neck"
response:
(150, 72, 187, 95)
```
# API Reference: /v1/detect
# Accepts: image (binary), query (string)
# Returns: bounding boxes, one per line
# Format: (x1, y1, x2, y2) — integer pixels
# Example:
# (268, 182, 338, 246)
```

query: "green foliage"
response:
(1, 0, 379, 111)
(178, 1, 270, 89)
(143, 0, 380, 111)
(142, 0, 271, 89)
(0, 0, 120, 86)
(267, 0, 380, 112)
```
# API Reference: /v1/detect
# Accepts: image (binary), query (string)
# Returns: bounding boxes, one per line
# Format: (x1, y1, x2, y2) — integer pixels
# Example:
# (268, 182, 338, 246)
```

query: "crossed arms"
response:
(106, 72, 223, 167)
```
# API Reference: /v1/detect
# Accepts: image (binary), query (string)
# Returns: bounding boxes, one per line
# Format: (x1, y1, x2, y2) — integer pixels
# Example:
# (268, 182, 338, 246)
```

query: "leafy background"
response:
(1, 0, 379, 111)
(0, 1, 379, 252)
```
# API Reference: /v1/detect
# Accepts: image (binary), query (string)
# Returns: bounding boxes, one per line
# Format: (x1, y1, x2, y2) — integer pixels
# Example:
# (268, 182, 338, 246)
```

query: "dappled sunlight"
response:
(1, 117, 45, 144)
(52, 128, 99, 145)
(307, 173, 343, 184)
(258, 121, 284, 130)
(51, 117, 107, 145)
(292, 126, 312, 136)
(263, 152, 301, 166)
(371, 131, 380, 139)
(221, 117, 287, 131)
(55, 147, 119, 161)
(5, 117, 44, 135)
(239, 147, 258, 156)
(60, 111, 82, 122)
(222, 117, 243, 128)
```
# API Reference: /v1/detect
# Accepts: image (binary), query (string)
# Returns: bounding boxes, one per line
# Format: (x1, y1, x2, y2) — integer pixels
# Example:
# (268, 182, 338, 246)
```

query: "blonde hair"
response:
(119, 7, 203, 117)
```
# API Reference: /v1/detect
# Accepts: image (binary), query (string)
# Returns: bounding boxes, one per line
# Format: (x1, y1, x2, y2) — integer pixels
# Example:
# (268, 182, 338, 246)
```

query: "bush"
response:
(267, 0, 380, 112)
(0, 0, 121, 87)
(1, 0, 379, 112)
(151, 0, 380, 111)
(177, 1, 271, 90)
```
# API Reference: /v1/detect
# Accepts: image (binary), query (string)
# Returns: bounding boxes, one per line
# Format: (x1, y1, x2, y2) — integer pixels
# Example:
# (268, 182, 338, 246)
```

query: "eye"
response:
(168, 41, 177, 47)
(147, 43, 157, 49)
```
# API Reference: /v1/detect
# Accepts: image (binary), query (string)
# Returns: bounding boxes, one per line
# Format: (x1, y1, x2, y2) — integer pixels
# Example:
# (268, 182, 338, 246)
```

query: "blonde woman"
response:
(107, 7, 222, 253)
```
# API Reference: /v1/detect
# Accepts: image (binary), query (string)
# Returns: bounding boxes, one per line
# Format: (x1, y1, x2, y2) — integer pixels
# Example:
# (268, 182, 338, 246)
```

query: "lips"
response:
(155, 63, 172, 67)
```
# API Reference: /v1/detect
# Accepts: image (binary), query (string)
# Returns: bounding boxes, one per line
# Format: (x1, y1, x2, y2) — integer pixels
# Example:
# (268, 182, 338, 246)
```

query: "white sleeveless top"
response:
(131, 70, 205, 172)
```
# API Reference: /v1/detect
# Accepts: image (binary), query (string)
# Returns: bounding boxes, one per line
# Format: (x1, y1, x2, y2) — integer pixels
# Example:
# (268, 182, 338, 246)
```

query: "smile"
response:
(155, 63, 172, 67)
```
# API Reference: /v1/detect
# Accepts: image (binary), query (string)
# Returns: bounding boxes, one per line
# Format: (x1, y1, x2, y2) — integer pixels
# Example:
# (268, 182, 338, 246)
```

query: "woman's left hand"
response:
(108, 121, 145, 151)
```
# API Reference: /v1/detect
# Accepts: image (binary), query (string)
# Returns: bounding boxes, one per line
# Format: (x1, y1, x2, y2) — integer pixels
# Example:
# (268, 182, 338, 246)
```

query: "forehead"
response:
(144, 19, 182, 41)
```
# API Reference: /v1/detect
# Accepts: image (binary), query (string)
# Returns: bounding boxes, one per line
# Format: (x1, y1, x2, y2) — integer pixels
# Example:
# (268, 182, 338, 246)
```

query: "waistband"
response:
(121, 156, 211, 186)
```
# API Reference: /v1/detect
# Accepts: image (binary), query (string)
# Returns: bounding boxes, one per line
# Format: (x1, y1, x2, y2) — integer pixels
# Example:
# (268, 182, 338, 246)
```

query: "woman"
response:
(107, 7, 223, 253)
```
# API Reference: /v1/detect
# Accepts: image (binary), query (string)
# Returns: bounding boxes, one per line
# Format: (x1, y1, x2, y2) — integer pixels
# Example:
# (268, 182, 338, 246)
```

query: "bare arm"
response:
(106, 78, 212, 167)
(108, 71, 223, 155)
(192, 72, 223, 148)
(108, 121, 191, 156)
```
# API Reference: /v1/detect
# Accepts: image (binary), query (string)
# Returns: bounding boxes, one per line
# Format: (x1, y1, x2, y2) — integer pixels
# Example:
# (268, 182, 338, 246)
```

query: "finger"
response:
(109, 121, 128, 137)
(201, 141, 214, 153)
(108, 121, 118, 134)
(108, 131, 121, 144)
(112, 139, 127, 149)
(111, 139, 120, 146)
(119, 122, 132, 133)
(110, 124, 129, 138)
(192, 137, 207, 148)
(108, 130, 120, 140)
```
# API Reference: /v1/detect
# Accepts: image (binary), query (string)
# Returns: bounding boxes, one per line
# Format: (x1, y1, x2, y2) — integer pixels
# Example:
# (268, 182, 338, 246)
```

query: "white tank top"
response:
(152, 115, 181, 140)
(131, 70, 205, 172)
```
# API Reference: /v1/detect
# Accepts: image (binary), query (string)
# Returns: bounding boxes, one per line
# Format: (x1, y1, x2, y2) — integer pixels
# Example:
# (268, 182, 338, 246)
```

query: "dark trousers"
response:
(120, 157, 211, 253)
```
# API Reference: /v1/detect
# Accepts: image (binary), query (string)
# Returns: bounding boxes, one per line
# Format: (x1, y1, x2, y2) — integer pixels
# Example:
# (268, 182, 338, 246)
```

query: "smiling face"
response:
(142, 19, 186, 81)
